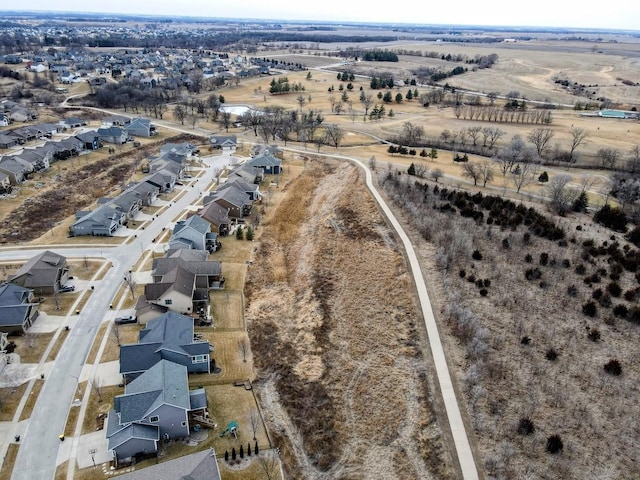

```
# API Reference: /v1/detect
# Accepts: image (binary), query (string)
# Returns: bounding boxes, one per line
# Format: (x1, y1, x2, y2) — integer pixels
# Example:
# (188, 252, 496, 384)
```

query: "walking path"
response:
(287, 147, 480, 480)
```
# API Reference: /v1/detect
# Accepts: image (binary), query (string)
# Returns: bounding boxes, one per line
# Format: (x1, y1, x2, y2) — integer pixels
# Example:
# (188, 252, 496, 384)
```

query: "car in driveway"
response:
(58, 285, 75, 293)
(114, 315, 137, 325)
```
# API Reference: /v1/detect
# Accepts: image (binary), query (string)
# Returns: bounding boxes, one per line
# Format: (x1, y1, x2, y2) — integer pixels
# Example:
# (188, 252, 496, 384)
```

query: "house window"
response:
(164, 299, 173, 305)
(150, 416, 159, 423)
(191, 355, 208, 364)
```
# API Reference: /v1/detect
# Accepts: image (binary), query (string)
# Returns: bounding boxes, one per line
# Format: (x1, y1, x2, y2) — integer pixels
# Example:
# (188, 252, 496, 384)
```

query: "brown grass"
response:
(18, 379, 44, 421)
(81, 384, 123, 435)
(208, 291, 244, 330)
(46, 329, 69, 362)
(99, 323, 143, 363)
(188, 331, 253, 386)
(0, 383, 28, 421)
(0, 444, 19, 480)
(85, 322, 107, 365)
(10, 332, 54, 364)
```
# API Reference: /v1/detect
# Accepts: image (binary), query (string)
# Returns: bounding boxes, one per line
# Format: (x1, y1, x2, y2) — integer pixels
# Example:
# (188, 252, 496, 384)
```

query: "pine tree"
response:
(235, 226, 243, 240)
(240, 444, 244, 458)
(254, 441, 259, 455)
(247, 442, 252, 456)
(225, 450, 229, 462)
(245, 226, 254, 241)
(232, 447, 237, 460)
(408, 163, 416, 175)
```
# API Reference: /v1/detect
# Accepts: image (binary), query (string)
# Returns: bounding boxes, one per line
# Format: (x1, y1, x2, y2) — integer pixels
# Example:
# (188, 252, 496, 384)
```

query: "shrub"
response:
(604, 359, 622, 376)
(472, 249, 483, 260)
(525, 253, 533, 263)
(575, 264, 586, 275)
(607, 282, 622, 297)
(546, 434, 564, 454)
(517, 417, 535, 435)
(598, 293, 612, 308)
(502, 237, 510, 249)
(593, 205, 628, 232)
(627, 306, 640, 324)
(566, 285, 578, 297)
(525, 268, 542, 281)
(539, 252, 549, 266)
(459, 269, 466, 278)
(626, 225, 640, 247)
(483, 279, 491, 287)
(520, 336, 531, 345)
(546, 348, 558, 361)
(592, 288, 603, 300)
(587, 328, 601, 342)
(582, 301, 597, 317)
(624, 289, 637, 302)
(479, 288, 488, 296)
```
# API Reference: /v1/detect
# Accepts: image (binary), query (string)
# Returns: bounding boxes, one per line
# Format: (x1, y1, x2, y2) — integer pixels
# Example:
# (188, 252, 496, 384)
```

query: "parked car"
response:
(115, 315, 137, 325)
(59, 285, 75, 293)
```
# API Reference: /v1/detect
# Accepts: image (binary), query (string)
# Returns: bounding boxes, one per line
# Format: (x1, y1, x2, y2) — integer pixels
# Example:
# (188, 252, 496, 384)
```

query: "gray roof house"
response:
(196, 203, 230, 236)
(119, 312, 212, 380)
(106, 360, 209, 465)
(169, 215, 219, 252)
(75, 131, 101, 150)
(97, 126, 129, 145)
(70, 205, 123, 237)
(209, 135, 237, 150)
(113, 449, 221, 480)
(125, 118, 157, 137)
(0, 134, 19, 149)
(0, 157, 30, 184)
(145, 171, 176, 193)
(129, 182, 159, 206)
(229, 164, 264, 184)
(203, 187, 252, 219)
(218, 177, 260, 201)
(7, 251, 69, 294)
(0, 283, 39, 334)
(144, 267, 197, 315)
(99, 190, 143, 221)
(246, 151, 283, 174)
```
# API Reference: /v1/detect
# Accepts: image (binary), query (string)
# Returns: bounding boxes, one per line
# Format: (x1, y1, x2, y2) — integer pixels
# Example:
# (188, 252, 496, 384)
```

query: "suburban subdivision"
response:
(0, 10, 639, 480)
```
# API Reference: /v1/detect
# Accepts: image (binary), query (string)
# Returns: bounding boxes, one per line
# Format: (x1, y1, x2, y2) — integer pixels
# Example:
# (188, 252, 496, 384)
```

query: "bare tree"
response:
(483, 127, 505, 148)
(462, 162, 482, 186)
(467, 126, 482, 146)
(597, 147, 620, 169)
(123, 273, 136, 300)
(401, 122, 425, 145)
(296, 94, 306, 111)
(430, 168, 444, 183)
(511, 161, 540, 194)
(323, 124, 345, 149)
(368, 156, 377, 171)
(494, 135, 526, 176)
(527, 127, 555, 157)
(568, 127, 588, 163)
(25, 328, 37, 348)
(258, 452, 280, 480)
(249, 409, 261, 441)
(173, 104, 186, 125)
(546, 174, 578, 215)
(628, 144, 640, 172)
(92, 376, 104, 402)
(111, 324, 121, 347)
(479, 161, 495, 187)
(238, 338, 249, 363)
(360, 93, 373, 116)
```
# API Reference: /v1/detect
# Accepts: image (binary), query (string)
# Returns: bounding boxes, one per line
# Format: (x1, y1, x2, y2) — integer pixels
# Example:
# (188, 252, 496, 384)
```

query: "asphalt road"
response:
(8, 153, 230, 480)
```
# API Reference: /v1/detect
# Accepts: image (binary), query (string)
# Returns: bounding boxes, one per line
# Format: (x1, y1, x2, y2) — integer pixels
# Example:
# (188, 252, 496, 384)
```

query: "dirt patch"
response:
(245, 160, 455, 478)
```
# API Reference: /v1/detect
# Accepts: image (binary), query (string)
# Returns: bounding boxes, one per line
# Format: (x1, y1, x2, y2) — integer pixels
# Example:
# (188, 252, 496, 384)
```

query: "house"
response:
(196, 203, 230, 236)
(145, 171, 176, 193)
(229, 164, 264, 185)
(169, 215, 219, 252)
(145, 250, 224, 314)
(0, 157, 30, 184)
(209, 135, 237, 151)
(99, 190, 143, 222)
(0, 134, 19, 149)
(60, 117, 87, 129)
(0, 283, 39, 334)
(75, 131, 101, 150)
(0, 114, 9, 127)
(203, 187, 252, 219)
(160, 143, 198, 158)
(87, 76, 107, 86)
(113, 449, 221, 480)
(106, 360, 210, 465)
(103, 115, 130, 127)
(70, 206, 122, 237)
(129, 182, 159, 206)
(246, 151, 283, 174)
(125, 118, 157, 137)
(0, 172, 11, 193)
(97, 127, 129, 145)
(12, 149, 50, 172)
(119, 312, 212, 380)
(219, 177, 260, 201)
(134, 295, 168, 325)
(8, 251, 69, 294)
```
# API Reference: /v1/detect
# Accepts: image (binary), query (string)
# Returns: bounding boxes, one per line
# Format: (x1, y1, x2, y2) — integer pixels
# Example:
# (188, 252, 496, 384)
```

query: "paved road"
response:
(286, 147, 480, 480)
(8, 153, 230, 480)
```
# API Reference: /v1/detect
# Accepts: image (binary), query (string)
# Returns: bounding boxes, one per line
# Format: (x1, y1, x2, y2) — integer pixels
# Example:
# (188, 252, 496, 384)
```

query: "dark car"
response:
(115, 315, 137, 325)
(59, 285, 75, 293)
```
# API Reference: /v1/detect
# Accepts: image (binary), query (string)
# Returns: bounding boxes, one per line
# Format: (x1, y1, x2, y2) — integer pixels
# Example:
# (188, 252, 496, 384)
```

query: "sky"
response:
(3, 0, 640, 31)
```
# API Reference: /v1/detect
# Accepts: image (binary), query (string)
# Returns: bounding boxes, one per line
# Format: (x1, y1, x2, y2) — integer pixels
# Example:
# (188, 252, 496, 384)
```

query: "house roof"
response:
(173, 215, 210, 236)
(246, 152, 282, 168)
(106, 415, 159, 451)
(7, 250, 67, 289)
(152, 256, 221, 278)
(113, 447, 221, 480)
(205, 187, 252, 210)
(0, 283, 33, 328)
(145, 267, 195, 300)
(75, 131, 100, 143)
(196, 202, 230, 227)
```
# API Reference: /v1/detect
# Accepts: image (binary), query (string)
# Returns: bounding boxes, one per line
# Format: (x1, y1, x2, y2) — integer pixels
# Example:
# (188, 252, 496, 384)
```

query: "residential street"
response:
(6, 152, 231, 480)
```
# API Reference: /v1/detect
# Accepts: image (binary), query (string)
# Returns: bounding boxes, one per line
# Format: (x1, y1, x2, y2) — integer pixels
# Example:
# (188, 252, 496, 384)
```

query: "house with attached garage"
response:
(127, 181, 159, 206)
(169, 215, 220, 252)
(209, 134, 237, 151)
(70, 205, 123, 237)
(125, 118, 157, 137)
(246, 150, 283, 174)
(0, 134, 19, 149)
(75, 131, 101, 151)
(97, 126, 129, 145)
(0, 157, 30, 184)
(8, 250, 69, 295)
(0, 283, 39, 334)
(145, 171, 176, 193)
(98, 191, 143, 223)
(218, 177, 260, 201)
(203, 187, 253, 220)
(196, 202, 230, 236)
(229, 164, 264, 185)
(119, 312, 212, 381)
(105, 360, 211, 466)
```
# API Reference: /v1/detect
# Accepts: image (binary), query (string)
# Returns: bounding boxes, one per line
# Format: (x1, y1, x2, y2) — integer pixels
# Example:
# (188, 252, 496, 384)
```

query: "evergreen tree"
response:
(247, 442, 252, 456)
(232, 447, 237, 460)
(236, 226, 244, 240)
(395, 93, 403, 103)
(246, 226, 254, 241)
(388, 108, 395, 117)
(538, 171, 549, 183)
(406, 89, 413, 100)
(254, 441, 259, 455)
(240, 445, 244, 458)
(408, 163, 416, 175)
(225, 450, 229, 462)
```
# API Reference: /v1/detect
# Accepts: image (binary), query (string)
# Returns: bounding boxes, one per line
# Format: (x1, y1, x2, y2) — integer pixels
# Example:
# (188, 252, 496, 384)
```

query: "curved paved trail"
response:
(287, 147, 480, 480)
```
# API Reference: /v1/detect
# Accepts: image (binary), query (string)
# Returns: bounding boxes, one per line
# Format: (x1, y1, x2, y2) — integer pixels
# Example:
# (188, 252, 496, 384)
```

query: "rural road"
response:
(286, 146, 480, 480)
(7, 153, 231, 480)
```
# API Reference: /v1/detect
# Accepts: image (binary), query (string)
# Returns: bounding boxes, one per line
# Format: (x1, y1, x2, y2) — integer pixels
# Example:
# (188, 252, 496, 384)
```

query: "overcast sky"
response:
(4, 1, 639, 31)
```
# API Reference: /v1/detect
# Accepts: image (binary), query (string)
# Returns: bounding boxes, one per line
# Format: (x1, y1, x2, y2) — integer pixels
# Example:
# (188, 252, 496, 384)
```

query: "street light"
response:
(89, 448, 97, 468)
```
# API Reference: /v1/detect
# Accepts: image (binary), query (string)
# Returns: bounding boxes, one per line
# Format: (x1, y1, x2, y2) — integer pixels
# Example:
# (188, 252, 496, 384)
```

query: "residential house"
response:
(106, 360, 209, 465)
(196, 203, 230, 236)
(97, 126, 129, 145)
(0, 172, 11, 193)
(103, 115, 130, 127)
(218, 177, 260, 201)
(134, 295, 168, 325)
(0, 114, 9, 127)
(70, 206, 123, 237)
(119, 312, 212, 380)
(0, 283, 39, 334)
(229, 164, 264, 185)
(169, 215, 219, 252)
(87, 76, 107, 86)
(60, 117, 87, 129)
(145, 171, 176, 193)
(0, 134, 19, 149)
(128, 182, 159, 206)
(203, 187, 252, 220)
(144, 250, 224, 314)
(99, 190, 143, 223)
(125, 118, 157, 137)
(8, 251, 69, 294)
(160, 143, 198, 158)
(0, 157, 30, 184)
(113, 449, 221, 480)
(209, 135, 237, 151)
(12, 149, 50, 172)
(75, 131, 101, 150)
(246, 151, 283, 174)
